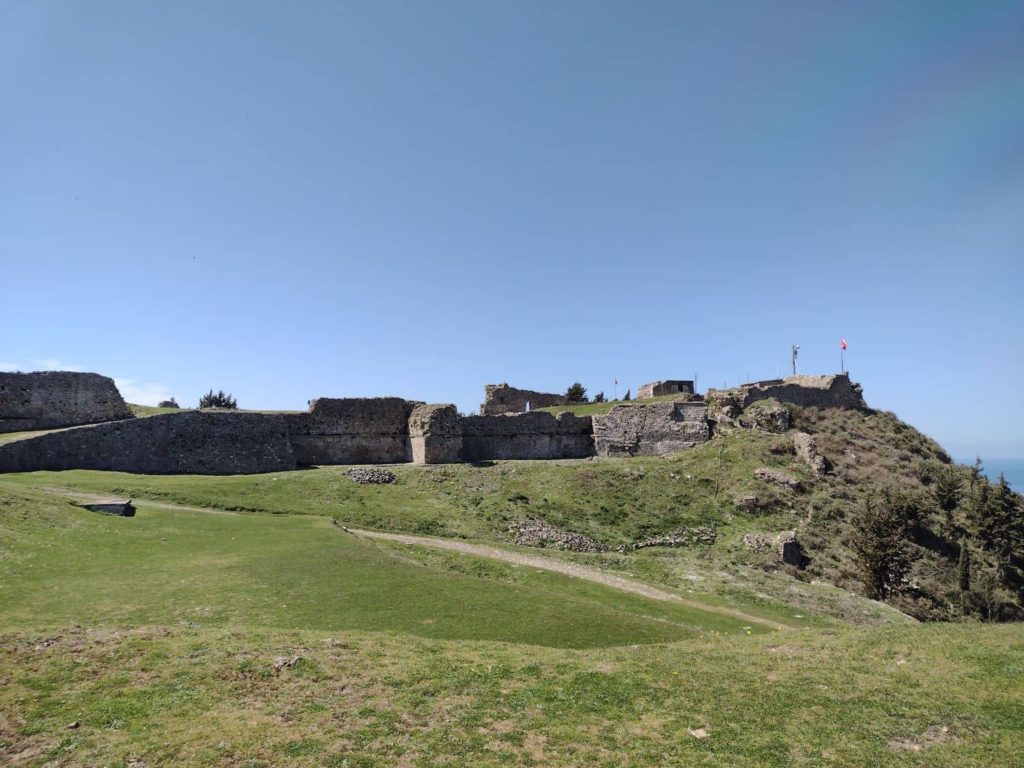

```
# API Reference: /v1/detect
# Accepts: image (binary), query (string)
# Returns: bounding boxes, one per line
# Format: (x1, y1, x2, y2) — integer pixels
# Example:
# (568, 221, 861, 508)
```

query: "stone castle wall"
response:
(0, 372, 867, 475)
(480, 384, 566, 415)
(0, 371, 133, 433)
(592, 401, 710, 457)
(460, 412, 594, 461)
(708, 374, 865, 411)
(285, 397, 419, 465)
(0, 411, 296, 475)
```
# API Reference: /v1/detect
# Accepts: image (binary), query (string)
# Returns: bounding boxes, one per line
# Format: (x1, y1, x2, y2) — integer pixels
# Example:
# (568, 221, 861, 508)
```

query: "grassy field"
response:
(2, 412, 1022, 765)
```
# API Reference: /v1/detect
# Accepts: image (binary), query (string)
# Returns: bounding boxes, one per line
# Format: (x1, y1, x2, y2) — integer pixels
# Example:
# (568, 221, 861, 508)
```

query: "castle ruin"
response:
(0, 372, 867, 475)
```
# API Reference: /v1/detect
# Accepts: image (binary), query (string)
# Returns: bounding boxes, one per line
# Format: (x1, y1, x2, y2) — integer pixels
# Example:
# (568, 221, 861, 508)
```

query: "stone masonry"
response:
(409, 404, 463, 464)
(0, 411, 296, 475)
(460, 411, 594, 461)
(0, 371, 133, 433)
(285, 397, 418, 465)
(637, 380, 694, 399)
(0, 372, 868, 476)
(480, 384, 566, 415)
(592, 401, 710, 457)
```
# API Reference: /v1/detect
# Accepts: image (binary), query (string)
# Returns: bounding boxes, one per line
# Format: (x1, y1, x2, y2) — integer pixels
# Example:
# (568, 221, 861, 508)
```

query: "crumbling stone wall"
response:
(637, 380, 694, 399)
(592, 401, 710, 457)
(480, 384, 566, 416)
(0, 371, 133, 433)
(707, 374, 865, 411)
(0, 411, 296, 475)
(409, 404, 463, 464)
(285, 398, 419, 465)
(461, 412, 594, 461)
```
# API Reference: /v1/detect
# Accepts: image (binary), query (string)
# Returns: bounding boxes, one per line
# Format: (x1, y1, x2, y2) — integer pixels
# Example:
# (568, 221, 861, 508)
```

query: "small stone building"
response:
(637, 380, 695, 399)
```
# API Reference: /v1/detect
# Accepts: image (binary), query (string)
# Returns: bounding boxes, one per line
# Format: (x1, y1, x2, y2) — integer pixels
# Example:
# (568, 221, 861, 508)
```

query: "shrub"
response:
(157, 397, 179, 409)
(593, 392, 606, 403)
(850, 497, 913, 600)
(565, 382, 588, 403)
(199, 389, 238, 410)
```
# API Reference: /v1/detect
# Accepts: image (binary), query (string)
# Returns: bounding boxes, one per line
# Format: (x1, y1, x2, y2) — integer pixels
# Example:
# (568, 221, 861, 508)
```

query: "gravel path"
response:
(346, 527, 784, 629)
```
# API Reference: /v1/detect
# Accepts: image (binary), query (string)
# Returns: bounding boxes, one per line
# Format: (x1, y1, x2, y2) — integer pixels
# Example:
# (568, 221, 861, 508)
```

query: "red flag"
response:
(841, 338, 847, 350)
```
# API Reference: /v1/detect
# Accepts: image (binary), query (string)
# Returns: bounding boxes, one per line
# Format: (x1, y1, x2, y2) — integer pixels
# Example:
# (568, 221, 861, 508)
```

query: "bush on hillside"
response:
(593, 392, 606, 403)
(158, 397, 180, 409)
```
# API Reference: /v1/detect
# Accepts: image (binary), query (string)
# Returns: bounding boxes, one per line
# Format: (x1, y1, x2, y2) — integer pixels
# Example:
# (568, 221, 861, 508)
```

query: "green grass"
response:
(0, 484, 752, 647)
(1, 623, 1021, 766)
(1, 469, 1022, 765)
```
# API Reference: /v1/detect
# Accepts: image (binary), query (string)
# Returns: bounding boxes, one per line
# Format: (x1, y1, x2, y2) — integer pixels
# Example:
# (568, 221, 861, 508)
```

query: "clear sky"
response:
(2, 1, 1022, 460)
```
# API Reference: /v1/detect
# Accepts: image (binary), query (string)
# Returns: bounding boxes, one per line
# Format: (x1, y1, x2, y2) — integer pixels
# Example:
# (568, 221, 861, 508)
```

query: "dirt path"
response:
(346, 527, 784, 630)
(42, 485, 784, 630)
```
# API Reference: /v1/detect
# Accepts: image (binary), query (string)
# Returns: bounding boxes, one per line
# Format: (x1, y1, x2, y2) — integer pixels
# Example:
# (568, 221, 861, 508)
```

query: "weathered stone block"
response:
(460, 412, 593, 461)
(286, 398, 419, 465)
(409, 404, 463, 464)
(637, 380, 694, 399)
(754, 467, 802, 490)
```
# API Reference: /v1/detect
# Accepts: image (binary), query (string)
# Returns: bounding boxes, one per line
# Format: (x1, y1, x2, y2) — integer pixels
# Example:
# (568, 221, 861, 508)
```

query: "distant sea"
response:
(956, 458, 1024, 490)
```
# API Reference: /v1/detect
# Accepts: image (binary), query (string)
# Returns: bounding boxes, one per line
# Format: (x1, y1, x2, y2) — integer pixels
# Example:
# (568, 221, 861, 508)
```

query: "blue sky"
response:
(2, 1, 1022, 459)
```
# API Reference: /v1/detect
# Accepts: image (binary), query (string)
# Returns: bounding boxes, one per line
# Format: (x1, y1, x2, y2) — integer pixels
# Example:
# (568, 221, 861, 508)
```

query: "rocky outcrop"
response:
(742, 530, 803, 566)
(0, 371, 133, 433)
(75, 499, 136, 517)
(409, 404, 462, 464)
(754, 467, 802, 490)
(592, 402, 710, 457)
(738, 398, 790, 433)
(793, 431, 829, 477)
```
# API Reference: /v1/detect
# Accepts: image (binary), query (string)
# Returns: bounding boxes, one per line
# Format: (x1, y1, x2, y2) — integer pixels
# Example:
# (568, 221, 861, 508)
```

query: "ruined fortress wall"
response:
(480, 384, 566, 416)
(0, 412, 296, 475)
(285, 397, 419, 465)
(460, 412, 594, 461)
(592, 402, 710, 457)
(0, 371, 133, 433)
(717, 374, 865, 410)
(409, 404, 463, 464)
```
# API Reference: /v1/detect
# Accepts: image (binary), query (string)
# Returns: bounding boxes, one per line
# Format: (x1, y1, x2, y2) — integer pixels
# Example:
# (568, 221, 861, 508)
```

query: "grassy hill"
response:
(1, 400, 1022, 765)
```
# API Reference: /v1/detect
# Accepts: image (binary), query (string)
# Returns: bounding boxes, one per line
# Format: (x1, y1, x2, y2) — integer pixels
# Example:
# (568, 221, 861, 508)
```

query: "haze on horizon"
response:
(2, 1, 1022, 460)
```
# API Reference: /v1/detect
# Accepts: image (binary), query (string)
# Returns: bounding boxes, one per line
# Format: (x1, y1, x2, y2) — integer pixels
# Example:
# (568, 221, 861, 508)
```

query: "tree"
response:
(975, 474, 1023, 586)
(933, 468, 963, 513)
(565, 382, 588, 403)
(850, 496, 914, 600)
(957, 543, 971, 593)
(622, 389, 631, 401)
(199, 389, 238, 409)
(593, 391, 606, 403)
(968, 456, 985, 491)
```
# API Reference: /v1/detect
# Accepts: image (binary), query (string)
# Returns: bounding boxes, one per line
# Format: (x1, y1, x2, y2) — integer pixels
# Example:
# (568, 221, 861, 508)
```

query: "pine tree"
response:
(622, 389, 631, 401)
(850, 497, 913, 600)
(199, 389, 238, 410)
(976, 474, 1023, 586)
(593, 392, 606, 403)
(957, 544, 971, 593)
(565, 382, 588, 403)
